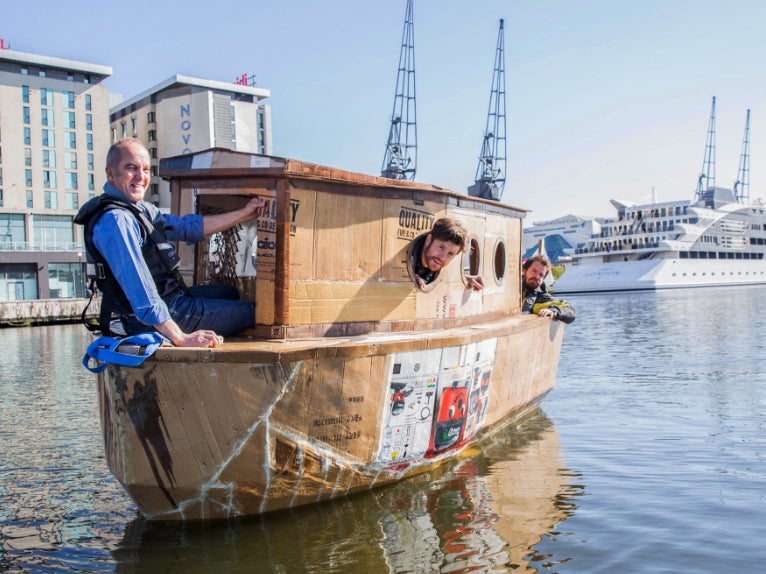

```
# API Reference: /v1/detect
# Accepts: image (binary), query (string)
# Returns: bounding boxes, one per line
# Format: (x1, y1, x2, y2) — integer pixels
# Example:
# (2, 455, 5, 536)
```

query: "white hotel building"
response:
(0, 44, 272, 308)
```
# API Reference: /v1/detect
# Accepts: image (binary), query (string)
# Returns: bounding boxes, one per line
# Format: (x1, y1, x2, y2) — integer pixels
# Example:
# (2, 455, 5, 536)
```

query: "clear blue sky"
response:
(4, 0, 766, 223)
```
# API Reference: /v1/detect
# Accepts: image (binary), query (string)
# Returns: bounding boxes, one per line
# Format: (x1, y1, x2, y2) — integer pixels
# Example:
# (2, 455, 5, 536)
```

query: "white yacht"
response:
(554, 98, 764, 294)
(554, 188, 766, 293)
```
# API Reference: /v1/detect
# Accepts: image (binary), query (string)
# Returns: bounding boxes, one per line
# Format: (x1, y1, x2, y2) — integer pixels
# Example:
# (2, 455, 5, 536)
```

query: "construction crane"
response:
(381, 0, 417, 181)
(733, 109, 751, 204)
(468, 19, 507, 201)
(695, 96, 716, 198)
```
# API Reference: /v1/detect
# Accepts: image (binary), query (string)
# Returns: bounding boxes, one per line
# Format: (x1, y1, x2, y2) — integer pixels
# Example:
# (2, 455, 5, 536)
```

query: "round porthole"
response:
(462, 236, 480, 286)
(494, 239, 506, 283)
(407, 233, 440, 292)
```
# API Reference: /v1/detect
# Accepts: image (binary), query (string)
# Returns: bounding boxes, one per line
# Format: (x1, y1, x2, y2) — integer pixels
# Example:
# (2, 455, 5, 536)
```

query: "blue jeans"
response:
(122, 285, 254, 337)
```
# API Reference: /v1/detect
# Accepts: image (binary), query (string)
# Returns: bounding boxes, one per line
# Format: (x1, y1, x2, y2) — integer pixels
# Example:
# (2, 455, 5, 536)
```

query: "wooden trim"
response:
(274, 178, 291, 326)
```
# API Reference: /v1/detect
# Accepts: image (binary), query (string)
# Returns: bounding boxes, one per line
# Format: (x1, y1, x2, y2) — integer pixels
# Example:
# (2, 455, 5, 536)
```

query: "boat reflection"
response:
(112, 408, 583, 573)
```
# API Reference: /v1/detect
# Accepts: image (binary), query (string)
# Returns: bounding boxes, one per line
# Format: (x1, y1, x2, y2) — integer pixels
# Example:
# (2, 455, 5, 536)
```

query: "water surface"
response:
(2, 286, 766, 572)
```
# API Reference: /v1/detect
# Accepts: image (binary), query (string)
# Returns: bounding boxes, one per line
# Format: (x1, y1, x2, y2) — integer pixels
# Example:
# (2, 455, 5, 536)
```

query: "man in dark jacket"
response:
(521, 255, 575, 324)
(76, 139, 266, 347)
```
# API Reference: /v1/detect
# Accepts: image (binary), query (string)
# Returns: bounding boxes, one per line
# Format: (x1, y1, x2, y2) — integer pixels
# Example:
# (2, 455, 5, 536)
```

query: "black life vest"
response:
(74, 195, 188, 336)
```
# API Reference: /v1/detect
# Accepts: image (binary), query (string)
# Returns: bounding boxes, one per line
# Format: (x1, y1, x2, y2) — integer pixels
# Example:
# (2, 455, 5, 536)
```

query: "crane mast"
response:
(468, 19, 507, 201)
(381, 0, 417, 181)
(696, 96, 716, 198)
(733, 109, 751, 204)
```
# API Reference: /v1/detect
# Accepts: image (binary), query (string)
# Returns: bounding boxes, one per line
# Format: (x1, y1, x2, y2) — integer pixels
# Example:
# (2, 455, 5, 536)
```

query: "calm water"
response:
(1, 287, 766, 573)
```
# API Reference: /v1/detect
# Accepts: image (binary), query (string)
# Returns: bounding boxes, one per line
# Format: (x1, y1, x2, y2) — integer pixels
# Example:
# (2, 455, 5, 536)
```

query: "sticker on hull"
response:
(378, 339, 497, 467)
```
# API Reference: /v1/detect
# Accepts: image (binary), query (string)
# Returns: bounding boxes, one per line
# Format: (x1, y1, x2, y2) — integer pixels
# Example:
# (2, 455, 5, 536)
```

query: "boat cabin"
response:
(160, 149, 527, 340)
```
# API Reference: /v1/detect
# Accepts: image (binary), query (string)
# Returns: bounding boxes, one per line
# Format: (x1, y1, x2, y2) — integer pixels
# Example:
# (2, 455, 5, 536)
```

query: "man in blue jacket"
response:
(76, 139, 265, 348)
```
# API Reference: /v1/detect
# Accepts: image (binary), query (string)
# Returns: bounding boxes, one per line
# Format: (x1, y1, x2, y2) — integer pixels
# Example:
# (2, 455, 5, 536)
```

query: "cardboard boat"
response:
(96, 149, 565, 521)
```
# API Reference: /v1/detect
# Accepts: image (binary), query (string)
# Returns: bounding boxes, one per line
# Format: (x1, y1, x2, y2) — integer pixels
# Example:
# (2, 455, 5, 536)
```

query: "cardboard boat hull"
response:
(98, 316, 563, 520)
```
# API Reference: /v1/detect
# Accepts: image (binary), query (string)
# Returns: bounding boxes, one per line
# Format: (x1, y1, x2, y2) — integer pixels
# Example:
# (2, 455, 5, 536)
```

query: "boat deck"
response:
(147, 313, 540, 364)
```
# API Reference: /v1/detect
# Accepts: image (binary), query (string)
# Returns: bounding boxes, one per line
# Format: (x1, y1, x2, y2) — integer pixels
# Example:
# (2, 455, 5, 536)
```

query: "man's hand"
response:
(203, 197, 268, 236)
(466, 275, 484, 291)
(242, 197, 267, 219)
(156, 319, 222, 348)
(177, 330, 223, 348)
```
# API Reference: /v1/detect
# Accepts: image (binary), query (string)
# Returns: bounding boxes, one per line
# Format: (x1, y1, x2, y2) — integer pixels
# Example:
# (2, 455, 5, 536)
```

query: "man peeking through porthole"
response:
(410, 217, 484, 291)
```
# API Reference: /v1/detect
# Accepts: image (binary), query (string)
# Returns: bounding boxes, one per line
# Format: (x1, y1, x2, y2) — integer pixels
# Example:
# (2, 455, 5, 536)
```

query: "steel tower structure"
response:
(696, 96, 717, 198)
(468, 19, 507, 201)
(381, 0, 417, 181)
(733, 109, 751, 204)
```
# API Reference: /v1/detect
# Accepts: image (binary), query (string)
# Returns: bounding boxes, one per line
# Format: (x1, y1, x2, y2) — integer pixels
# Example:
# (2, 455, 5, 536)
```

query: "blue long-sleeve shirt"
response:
(91, 183, 204, 326)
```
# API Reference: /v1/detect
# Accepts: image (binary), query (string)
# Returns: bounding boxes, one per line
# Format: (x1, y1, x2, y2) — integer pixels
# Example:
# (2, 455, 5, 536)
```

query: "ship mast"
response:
(381, 0, 417, 181)
(468, 19, 507, 201)
(695, 96, 716, 198)
(733, 109, 751, 204)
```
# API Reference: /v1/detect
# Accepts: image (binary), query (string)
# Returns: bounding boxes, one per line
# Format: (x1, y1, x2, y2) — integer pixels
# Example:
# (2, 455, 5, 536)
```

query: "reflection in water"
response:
(111, 409, 582, 573)
(0, 325, 136, 573)
(0, 324, 582, 573)
(6, 287, 766, 572)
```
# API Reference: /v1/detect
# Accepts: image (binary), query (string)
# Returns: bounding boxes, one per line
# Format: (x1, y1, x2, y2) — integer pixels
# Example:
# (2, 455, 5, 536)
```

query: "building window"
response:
(33, 214, 73, 249)
(87, 173, 95, 191)
(43, 149, 56, 168)
(85, 94, 92, 110)
(22, 85, 29, 103)
(87, 153, 94, 170)
(42, 129, 55, 147)
(67, 73, 74, 82)
(65, 191, 79, 209)
(49, 263, 86, 298)
(43, 170, 57, 189)
(39, 69, 46, 78)
(257, 107, 266, 153)
(148, 130, 157, 141)
(63, 111, 75, 129)
(111, 127, 117, 142)
(25, 148, 32, 166)
(65, 172, 78, 190)
(26, 190, 33, 208)
(41, 88, 54, 106)
(147, 111, 155, 123)
(0, 188, 3, 207)
(25, 169, 32, 187)
(65, 132, 76, 149)
(41, 108, 55, 126)
(24, 127, 31, 145)
(121, 122, 127, 138)
(44, 191, 58, 209)
(149, 147, 157, 159)
(0, 213, 27, 249)
(86, 133, 93, 151)
(85, 113, 92, 131)
(64, 151, 77, 169)
(21, 67, 28, 75)
(83, 74, 91, 84)
(23, 106, 30, 124)
(63, 90, 75, 109)
(131, 117, 137, 136)
(0, 263, 38, 301)
(231, 104, 237, 148)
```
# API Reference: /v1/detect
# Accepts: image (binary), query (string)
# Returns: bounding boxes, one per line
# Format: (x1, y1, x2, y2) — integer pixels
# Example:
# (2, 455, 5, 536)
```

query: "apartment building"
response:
(0, 44, 272, 306)
(109, 75, 272, 208)
(0, 47, 111, 301)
